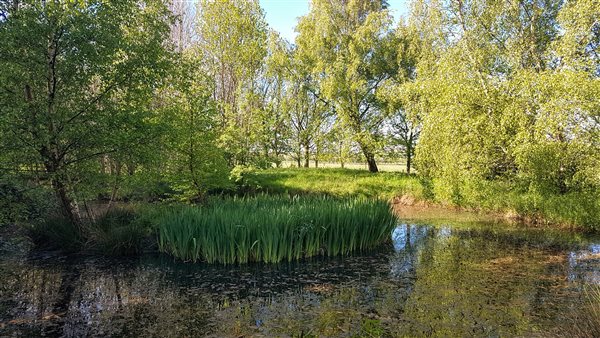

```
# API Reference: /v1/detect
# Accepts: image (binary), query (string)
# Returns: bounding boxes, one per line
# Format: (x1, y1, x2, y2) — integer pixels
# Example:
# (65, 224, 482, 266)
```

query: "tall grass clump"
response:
(157, 195, 397, 264)
(28, 216, 84, 252)
(87, 208, 153, 256)
(28, 207, 154, 255)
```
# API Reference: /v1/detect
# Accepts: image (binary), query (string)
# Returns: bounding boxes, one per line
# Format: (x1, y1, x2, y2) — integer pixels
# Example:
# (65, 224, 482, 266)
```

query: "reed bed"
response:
(157, 195, 397, 264)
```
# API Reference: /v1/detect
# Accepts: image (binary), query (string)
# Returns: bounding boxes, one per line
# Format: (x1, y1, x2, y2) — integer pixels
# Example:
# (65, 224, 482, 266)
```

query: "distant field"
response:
(279, 161, 410, 173)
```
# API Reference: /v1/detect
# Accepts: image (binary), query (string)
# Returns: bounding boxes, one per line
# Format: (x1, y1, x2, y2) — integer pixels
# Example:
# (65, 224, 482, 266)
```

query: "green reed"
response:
(156, 195, 397, 264)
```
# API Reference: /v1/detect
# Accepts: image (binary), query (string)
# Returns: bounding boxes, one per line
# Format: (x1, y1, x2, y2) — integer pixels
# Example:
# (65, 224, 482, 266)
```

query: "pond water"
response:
(1, 217, 599, 337)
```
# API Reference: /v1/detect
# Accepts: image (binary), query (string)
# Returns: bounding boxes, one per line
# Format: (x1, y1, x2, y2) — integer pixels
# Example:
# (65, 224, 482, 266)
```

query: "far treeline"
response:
(0, 0, 598, 228)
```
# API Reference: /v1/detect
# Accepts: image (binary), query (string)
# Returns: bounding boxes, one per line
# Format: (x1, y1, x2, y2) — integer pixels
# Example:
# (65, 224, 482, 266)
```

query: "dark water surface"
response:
(1, 219, 599, 337)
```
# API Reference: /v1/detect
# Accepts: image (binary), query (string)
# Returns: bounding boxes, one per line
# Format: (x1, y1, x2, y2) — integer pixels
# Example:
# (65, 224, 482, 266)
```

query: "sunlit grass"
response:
(157, 195, 397, 264)
(245, 168, 424, 200)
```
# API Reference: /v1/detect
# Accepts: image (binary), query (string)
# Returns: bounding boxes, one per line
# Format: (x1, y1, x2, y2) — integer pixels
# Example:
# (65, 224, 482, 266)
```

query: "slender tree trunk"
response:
(366, 156, 378, 173)
(303, 141, 310, 168)
(339, 141, 344, 168)
(314, 143, 319, 168)
(406, 142, 412, 175)
(52, 175, 82, 226)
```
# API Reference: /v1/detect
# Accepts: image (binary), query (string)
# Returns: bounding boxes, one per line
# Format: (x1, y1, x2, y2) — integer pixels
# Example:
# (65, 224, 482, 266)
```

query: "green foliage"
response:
(156, 195, 397, 264)
(0, 0, 175, 223)
(246, 168, 598, 229)
(229, 165, 263, 193)
(158, 53, 232, 200)
(28, 207, 155, 255)
(0, 175, 57, 226)
(295, 0, 397, 171)
(196, 0, 271, 165)
(408, 0, 599, 197)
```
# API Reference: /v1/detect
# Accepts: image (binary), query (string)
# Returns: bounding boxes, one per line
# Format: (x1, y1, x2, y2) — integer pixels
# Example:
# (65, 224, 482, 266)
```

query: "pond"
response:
(1, 215, 599, 337)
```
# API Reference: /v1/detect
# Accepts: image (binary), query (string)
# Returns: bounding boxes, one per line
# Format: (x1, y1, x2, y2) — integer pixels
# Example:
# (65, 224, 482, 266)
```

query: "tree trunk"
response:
(339, 140, 344, 168)
(314, 143, 319, 168)
(303, 142, 310, 168)
(52, 176, 82, 226)
(406, 144, 412, 174)
(359, 144, 378, 173)
(366, 156, 378, 173)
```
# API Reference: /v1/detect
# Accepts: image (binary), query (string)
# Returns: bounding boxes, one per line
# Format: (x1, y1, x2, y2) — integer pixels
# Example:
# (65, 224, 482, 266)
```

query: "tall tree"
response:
(0, 1, 173, 225)
(195, 0, 268, 165)
(409, 0, 598, 196)
(378, 22, 424, 174)
(295, 0, 397, 172)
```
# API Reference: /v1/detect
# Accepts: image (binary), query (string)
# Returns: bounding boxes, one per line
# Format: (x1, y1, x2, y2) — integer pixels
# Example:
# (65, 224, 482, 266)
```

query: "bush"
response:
(28, 207, 154, 255)
(0, 176, 57, 227)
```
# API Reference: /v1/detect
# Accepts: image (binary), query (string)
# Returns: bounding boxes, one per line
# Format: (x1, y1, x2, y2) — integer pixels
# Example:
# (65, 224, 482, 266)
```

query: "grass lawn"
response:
(245, 168, 425, 200)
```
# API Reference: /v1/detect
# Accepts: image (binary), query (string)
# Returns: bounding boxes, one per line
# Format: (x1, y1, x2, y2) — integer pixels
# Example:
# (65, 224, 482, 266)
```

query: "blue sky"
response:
(260, 0, 411, 42)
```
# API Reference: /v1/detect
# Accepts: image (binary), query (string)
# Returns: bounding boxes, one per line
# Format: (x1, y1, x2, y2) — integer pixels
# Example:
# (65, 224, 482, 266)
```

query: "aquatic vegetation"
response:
(157, 195, 397, 264)
(28, 208, 153, 255)
(576, 284, 600, 337)
(28, 216, 84, 252)
(87, 208, 153, 256)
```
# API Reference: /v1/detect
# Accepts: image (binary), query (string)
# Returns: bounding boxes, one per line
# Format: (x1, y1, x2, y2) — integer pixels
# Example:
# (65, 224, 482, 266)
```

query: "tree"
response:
(158, 54, 230, 200)
(409, 0, 599, 197)
(295, 0, 397, 172)
(378, 22, 424, 174)
(195, 0, 268, 165)
(0, 1, 173, 225)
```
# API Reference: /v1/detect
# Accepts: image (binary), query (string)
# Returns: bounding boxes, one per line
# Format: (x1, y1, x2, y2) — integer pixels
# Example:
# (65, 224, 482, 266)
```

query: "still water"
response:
(1, 218, 599, 337)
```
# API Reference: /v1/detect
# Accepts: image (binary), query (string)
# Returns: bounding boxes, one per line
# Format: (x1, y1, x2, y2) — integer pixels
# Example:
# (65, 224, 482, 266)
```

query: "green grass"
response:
(243, 168, 424, 200)
(28, 216, 84, 252)
(156, 195, 397, 264)
(239, 168, 599, 230)
(432, 178, 600, 230)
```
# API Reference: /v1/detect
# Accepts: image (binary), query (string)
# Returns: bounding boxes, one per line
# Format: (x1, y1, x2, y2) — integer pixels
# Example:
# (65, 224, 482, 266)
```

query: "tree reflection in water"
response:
(1, 221, 598, 337)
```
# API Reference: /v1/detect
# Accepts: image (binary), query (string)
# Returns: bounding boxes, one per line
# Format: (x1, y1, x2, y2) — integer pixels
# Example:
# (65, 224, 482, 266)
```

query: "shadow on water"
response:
(1, 219, 599, 337)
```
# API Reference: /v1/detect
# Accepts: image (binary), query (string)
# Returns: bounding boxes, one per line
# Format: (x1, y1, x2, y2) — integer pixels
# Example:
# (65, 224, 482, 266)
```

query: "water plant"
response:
(87, 208, 154, 256)
(157, 195, 397, 264)
(28, 216, 84, 252)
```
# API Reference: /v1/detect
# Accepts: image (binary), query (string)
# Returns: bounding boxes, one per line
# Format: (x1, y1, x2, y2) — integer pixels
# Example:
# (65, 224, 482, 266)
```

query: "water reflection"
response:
(1, 222, 599, 337)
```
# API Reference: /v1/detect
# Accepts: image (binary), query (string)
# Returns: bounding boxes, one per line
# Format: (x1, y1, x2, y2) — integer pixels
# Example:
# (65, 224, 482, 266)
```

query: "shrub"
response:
(0, 176, 57, 227)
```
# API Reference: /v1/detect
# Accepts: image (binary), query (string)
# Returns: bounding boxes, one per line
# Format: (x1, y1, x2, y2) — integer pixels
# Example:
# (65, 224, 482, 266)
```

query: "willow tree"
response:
(0, 1, 173, 225)
(295, 0, 397, 172)
(410, 0, 599, 196)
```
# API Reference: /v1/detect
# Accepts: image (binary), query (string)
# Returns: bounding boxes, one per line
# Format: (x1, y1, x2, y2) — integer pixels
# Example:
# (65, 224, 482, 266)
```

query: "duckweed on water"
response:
(157, 195, 397, 264)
